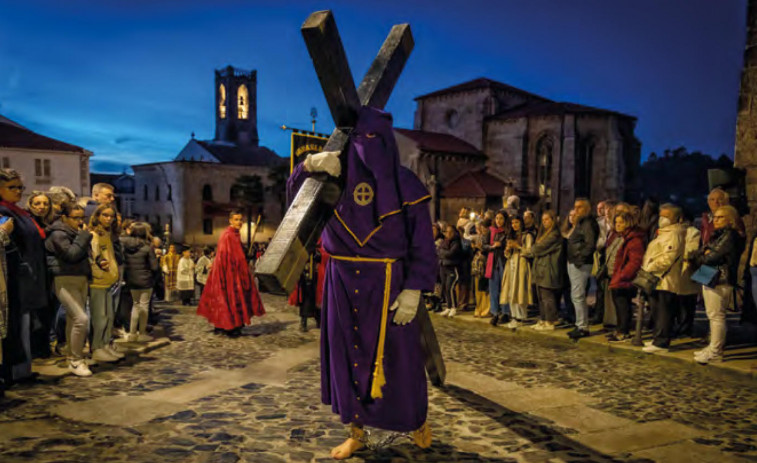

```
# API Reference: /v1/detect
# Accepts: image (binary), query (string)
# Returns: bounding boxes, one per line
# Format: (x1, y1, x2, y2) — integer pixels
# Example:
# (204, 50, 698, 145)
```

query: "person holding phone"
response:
(88, 204, 122, 363)
(45, 203, 94, 376)
(0, 169, 48, 386)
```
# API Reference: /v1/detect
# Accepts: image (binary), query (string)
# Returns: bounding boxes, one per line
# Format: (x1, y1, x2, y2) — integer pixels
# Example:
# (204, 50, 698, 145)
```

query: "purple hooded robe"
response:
(287, 106, 437, 432)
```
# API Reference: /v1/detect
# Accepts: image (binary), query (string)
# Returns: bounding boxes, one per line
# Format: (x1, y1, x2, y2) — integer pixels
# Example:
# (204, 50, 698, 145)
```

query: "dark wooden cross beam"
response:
(255, 10, 413, 295)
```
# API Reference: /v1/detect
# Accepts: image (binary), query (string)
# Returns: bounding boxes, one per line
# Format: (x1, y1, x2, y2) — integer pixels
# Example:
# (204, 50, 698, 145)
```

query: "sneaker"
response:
(531, 321, 545, 330)
(92, 348, 119, 363)
(540, 322, 556, 331)
(105, 345, 125, 359)
(447, 308, 457, 318)
(694, 347, 710, 357)
(136, 334, 154, 343)
(489, 315, 499, 327)
(695, 350, 723, 364)
(568, 328, 590, 339)
(642, 344, 669, 354)
(68, 359, 93, 377)
(438, 308, 451, 317)
(507, 320, 521, 329)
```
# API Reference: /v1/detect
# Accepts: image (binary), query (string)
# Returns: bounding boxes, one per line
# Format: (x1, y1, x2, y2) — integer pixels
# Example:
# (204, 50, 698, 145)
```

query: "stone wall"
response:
(734, 0, 757, 237)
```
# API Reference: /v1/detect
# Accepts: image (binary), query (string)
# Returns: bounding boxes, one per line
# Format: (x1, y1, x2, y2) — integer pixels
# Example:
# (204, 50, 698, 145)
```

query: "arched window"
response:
(155, 185, 160, 201)
(167, 185, 172, 200)
(237, 84, 249, 119)
(576, 138, 596, 199)
(218, 84, 227, 119)
(143, 185, 148, 200)
(202, 184, 213, 201)
(536, 136, 554, 203)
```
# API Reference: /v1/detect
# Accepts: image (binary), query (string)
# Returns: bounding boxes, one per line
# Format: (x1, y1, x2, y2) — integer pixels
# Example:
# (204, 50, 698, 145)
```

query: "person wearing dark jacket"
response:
(566, 198, 599, 339)
(44, 203, 93, 377)
(483, 211, 510, 326)
(121, 222, 159, 343)
(437, 225, 464, 318)
(523, 211, 564, 330)
(607, 213, 645, 341)
(690, 205, 744, 364)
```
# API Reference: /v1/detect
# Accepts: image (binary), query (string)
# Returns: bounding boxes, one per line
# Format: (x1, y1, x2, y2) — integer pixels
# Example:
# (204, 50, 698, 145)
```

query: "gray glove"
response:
(390, 289, 420, 325)
(303, 150, 341, 177)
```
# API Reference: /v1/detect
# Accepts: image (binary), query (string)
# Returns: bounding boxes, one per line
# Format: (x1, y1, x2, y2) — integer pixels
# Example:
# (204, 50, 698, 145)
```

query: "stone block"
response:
(634, 441, 751, 463)
(572, 420, 706, 454)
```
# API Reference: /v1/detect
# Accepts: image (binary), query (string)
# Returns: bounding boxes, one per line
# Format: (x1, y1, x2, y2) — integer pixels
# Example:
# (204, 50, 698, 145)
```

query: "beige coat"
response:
(641, 223, 685, 294)
(500, 233, 534, 305)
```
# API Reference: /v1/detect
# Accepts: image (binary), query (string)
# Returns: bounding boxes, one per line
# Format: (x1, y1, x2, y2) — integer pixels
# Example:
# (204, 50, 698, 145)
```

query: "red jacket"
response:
(609, 228, 646, 290)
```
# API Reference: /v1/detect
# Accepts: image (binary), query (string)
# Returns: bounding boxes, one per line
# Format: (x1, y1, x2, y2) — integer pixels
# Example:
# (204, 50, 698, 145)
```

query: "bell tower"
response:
(214, 65, 259, 147)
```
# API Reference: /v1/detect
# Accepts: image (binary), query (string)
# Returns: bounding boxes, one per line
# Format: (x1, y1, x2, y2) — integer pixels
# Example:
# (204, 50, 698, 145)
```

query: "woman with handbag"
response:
(607, 212, 645, 342)
(639, 203, 685, 354)
(689, 205, 744, 364)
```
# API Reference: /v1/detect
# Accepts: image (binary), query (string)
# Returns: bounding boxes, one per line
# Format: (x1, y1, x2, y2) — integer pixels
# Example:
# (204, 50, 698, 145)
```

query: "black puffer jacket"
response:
(438, 236, 464, 268)
(121, 236, 159, 289)
(567, 215, 599, 266)
(693, 227, 744, 286)
(45, 220, 93, 278)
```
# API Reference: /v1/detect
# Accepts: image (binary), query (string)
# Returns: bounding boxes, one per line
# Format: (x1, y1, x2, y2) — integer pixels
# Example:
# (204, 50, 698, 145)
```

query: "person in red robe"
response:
(197, 210, 265, 336)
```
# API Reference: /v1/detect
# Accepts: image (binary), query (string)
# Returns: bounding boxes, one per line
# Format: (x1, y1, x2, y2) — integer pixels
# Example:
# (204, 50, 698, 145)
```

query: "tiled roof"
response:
(415, 77, 550, 102)
(442, 169, 505, 198)
(0, 115, 87, 153)
(489, 100, 636, 121)
(394, 128, 485, 158)
(194, 140, 284, 167)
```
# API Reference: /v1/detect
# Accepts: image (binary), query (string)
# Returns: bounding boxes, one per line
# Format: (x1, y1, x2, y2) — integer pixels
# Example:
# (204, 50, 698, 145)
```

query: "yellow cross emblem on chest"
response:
(353, 183, 374, 206)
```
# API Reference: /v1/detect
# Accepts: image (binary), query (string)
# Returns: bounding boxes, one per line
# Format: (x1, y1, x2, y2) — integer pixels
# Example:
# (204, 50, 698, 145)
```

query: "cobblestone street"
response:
(1, 295, 756, 463)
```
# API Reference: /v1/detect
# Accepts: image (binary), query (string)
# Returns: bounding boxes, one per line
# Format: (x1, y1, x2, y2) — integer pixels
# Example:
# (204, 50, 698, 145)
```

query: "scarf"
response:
(0, 200, 45, 239)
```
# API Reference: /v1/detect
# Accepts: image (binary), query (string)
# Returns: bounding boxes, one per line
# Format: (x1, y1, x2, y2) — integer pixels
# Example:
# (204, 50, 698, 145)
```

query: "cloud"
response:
(90, 159, 133, 174)
(113, 135, 136, 145)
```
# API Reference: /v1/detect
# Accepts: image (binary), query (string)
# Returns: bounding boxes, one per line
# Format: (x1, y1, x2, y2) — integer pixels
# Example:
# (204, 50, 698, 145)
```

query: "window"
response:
(536, 136, 554, 202)
(155, 186, 160, 201)
(238, 84, 249, 119)
(202, 184, 213, 201)
(167, 185, 172, 200)
(1, 157, 9, 168)
(203, 218, 213, 235)
(44, 160, 51, 177)
(143, 185, 148, 200)
(218, 84, 227, 119)
(35, 159, 42, 177)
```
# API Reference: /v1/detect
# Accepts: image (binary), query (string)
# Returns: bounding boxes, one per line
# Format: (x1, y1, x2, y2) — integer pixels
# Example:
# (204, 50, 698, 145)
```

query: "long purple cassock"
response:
(287, 106, 437, 433)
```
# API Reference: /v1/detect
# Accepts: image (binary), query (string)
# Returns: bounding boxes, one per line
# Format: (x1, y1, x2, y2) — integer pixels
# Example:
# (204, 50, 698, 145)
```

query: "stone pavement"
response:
(446, 309, 757, 378)
(0, 295, 755, 462)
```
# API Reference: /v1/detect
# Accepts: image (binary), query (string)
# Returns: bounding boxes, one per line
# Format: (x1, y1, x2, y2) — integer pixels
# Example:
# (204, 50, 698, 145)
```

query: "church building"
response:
(132, 66, 285, 246)
(399, 78, 641, 219)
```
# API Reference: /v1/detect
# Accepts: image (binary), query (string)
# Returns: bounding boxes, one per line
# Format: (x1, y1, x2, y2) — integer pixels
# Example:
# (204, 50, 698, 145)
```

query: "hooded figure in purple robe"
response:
(287, 106, 437, 459)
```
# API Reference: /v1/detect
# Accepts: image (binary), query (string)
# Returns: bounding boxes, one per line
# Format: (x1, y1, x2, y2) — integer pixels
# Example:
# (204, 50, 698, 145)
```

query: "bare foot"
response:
(412, 422, 432, 449)
(330, 437, 364, 460)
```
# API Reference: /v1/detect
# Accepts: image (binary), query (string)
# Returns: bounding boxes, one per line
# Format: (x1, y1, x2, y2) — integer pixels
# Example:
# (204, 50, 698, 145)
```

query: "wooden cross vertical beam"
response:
(255, 10, 413, 295)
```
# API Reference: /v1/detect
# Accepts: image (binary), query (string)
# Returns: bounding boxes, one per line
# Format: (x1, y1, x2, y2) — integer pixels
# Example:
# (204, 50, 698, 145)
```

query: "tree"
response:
(231, 174, 264, 251)
(266, 163, 290, 218)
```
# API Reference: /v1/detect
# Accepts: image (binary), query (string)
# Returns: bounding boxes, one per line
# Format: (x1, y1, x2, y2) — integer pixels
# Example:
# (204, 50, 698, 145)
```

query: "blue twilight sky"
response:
(0, 0, 747, 173)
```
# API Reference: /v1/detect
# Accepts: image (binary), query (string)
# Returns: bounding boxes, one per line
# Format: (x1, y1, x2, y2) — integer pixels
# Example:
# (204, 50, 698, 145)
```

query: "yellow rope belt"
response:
(330, 255, 397, 399)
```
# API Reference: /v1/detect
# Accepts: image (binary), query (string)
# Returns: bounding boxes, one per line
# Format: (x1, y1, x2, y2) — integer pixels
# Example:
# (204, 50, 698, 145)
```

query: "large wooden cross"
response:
(256, 10, 414, 295)
(256, 11, 446, 386)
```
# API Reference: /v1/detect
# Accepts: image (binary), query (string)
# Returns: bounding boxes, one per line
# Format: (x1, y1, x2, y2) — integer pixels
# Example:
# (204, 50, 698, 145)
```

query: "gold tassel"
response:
(370, 262, 392, 399)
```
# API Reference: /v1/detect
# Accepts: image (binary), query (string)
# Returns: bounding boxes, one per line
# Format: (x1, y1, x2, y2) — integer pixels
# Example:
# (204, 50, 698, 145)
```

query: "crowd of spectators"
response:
(0, 169, 215, 390)
(430, 188, 750, 365)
